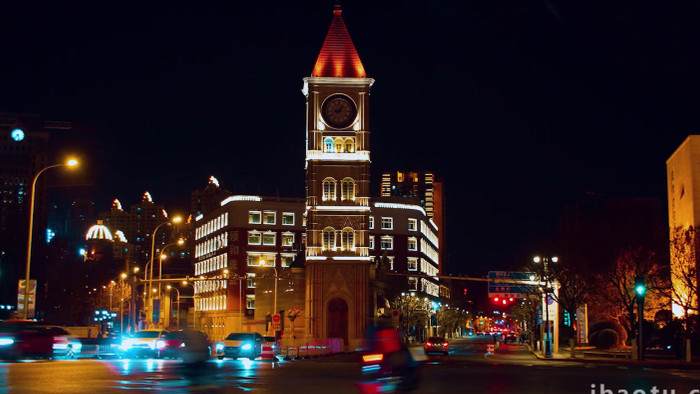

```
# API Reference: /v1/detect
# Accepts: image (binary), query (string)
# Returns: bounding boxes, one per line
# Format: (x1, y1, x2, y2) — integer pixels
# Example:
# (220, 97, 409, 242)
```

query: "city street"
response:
(2, 336, 699, 393)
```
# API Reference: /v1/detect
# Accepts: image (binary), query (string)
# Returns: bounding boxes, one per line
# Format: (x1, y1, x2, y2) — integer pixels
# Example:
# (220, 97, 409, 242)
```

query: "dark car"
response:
(157, 330, 212, 362)
(424, 337, 449, 355)
(262, 336, 279, 354)
(0, 320, 54, 360)
(43, 326, 82, 359)
(216, 332, 263, 360)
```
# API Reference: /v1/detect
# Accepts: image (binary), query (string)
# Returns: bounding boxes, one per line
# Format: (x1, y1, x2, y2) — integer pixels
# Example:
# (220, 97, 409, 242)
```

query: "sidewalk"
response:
(525, 344, 700, 369)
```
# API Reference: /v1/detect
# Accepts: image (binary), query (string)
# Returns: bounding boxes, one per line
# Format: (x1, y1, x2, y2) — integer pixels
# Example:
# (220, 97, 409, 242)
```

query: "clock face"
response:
(322, 95, 357, 129)
(11, 128, 25, 142)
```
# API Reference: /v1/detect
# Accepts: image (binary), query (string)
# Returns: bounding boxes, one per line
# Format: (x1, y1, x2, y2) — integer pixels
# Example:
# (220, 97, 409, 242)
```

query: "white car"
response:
(120, 330, 168, 358)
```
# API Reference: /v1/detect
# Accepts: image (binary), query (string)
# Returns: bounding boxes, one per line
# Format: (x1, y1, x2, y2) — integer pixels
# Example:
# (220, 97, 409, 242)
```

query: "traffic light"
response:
(563, 310, 571, 326)
(634, 276, 646, 297)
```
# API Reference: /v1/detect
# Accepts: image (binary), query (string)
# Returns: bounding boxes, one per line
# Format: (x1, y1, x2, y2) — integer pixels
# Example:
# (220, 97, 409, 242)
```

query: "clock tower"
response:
(303, 4, 374, 349)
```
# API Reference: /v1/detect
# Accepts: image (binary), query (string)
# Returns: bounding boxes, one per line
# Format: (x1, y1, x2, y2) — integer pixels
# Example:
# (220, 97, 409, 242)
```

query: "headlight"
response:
(215, 343, 224, 351)
(241, 343, 252, 351)
(73, 342, 82, 350)
(120, 340, 133, 351)
(179, 342, 186, 348)
(156, 340, 165, 350)
(148, 341, 156, 350)
(0, 338, 14, 346)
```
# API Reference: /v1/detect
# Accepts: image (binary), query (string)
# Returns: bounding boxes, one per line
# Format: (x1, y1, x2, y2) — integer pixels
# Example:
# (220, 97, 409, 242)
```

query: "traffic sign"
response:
(487, 271, 535, 299)
(271, 314, 281, 331)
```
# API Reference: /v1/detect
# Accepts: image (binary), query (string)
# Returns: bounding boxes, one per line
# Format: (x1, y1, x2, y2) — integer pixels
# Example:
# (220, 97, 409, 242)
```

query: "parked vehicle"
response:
(216, 332, 263, 360)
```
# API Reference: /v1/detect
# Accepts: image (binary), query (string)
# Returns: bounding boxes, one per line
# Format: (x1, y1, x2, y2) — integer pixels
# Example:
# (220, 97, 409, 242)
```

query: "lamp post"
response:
(167, 285, 180, 329)
(534, 256, 558, 358)
(120, 273, 127, 337)
(158, 238, 185, 304)
(182, 280, 197, 329)
(23, 159, 79, 319)
(147, 216, 181, 327)
(260, 258, 278, 317)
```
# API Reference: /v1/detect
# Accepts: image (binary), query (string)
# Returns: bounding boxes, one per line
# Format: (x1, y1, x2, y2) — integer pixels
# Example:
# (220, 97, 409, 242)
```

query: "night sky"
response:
(1, 1, 699, 275)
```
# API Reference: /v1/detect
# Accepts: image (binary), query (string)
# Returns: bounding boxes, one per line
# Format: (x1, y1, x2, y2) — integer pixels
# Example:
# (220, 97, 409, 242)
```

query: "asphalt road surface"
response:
(2, 336, 699, 393)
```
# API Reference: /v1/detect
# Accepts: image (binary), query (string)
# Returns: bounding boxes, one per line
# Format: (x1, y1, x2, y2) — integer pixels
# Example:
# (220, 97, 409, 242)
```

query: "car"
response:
(262, 336, 280, 354)
(216, 332, 263, 360)
(424, 337, 449, 355)
(120, 330, 168, 358)
(157, 330, 212, 362)
(0, 320, 54, 360)
(43, 326, 82, 359)
(504, 333, 518, 343)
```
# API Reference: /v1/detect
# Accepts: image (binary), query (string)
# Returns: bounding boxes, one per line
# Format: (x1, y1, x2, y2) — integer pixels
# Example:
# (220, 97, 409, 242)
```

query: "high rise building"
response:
(191, 176, 232, 218)
(667, 135, 700, 316)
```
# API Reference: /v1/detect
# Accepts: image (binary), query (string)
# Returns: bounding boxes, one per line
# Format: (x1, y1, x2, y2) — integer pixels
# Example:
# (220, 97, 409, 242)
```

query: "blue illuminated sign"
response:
(11, 128, 25, 141)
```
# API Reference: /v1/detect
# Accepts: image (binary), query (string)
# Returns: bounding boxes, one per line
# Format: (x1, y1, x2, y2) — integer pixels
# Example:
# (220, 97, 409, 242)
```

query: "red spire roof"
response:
(312, 6, 366, 78)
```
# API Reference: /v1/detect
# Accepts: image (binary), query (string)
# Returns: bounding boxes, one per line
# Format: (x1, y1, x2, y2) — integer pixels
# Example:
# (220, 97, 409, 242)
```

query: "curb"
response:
(526, 345, 700, 369)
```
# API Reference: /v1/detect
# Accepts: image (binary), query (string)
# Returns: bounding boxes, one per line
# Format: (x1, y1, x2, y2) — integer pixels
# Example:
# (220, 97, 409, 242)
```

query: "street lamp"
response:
(23, 159, 79, 319)
(534, 255, 558, 358)
(167, 285, 181, 329)
(158, 238, 185, 298)
(147, 216, 182, 327)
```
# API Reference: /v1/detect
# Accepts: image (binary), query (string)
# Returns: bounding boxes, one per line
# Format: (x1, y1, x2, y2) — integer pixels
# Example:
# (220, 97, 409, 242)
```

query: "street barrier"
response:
(261, 345, 276, 361)
(486, 344, 494, 356)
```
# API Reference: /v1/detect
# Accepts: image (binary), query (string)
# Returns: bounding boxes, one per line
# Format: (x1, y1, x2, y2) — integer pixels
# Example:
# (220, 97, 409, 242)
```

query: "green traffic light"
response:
(635, 285, 646, 296)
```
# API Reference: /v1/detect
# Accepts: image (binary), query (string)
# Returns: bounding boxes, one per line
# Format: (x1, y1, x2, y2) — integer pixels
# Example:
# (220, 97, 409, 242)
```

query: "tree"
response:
(669, 226, 699, 322)
(436, 307, 469, 337)
(391, 294, 428, 341)
(594, 246, 669, 342)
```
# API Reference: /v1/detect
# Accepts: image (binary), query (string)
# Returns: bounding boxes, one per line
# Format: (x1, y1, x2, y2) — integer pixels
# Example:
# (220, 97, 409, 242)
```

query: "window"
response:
(380, 236, 393, 250)
(334, 138, 344, 153)
(369, 216, 374, 229)
(282, 232, 294, 247)
(408, 218, 417, 231)
(246, 295, 255, 309)
(341, 228, 354, 250)
(263, 232, 276, 246)
(281, 254, 295, 267)
(408, 237, 418, 251)
(341, 178, 355, 201)
(388, 256, 394, 271)
(282, 212, 295, 225)
(248, 231, 261, 245)
(408, 257, 418, 271)
(323, 227, 336, 250)
(323, 178, 336, 201)
(249, 211, 261, 224)
(324, 137, 334, 153)
(369, 235, 375, 249)
(263, 211, 276, 225)
(344, 138, 354, 153)
(247, 274, 256, 288)
(381, 217, 393, 230)
(408, 277, 418, 291)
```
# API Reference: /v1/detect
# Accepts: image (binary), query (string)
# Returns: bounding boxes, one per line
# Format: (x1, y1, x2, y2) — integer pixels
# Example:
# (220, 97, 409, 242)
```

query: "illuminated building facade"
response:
(191, 175, 232, 217)
(667, 135, 700, 316)
(193, 195, 306, 340)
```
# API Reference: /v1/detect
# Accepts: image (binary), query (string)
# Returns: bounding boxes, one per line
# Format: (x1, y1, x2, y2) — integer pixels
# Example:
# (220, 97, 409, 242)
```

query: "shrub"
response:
(596, 329, 618, 349)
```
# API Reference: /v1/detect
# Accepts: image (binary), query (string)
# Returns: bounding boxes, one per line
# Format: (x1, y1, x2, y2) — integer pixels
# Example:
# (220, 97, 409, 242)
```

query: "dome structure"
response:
(86, 220, 113, 241)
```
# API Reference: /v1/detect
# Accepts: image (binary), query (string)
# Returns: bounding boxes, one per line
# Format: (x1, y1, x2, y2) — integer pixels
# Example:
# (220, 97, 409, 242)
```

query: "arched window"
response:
(334, 138, 344, 153)
(323, 227, 336, 250)
(323, 178, 337, 201)
(341, 227, 355, 250)
(344, 138, 355, 153)
(341, 178, 355, 201)
(324, 137, 334, 153)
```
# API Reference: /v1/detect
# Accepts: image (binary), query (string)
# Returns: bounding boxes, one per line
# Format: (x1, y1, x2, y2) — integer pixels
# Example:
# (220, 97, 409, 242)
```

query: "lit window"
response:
(247, 274, 256, 288)
(246, 295, 255, 309)
(369, 216, 374, 229)
(282, 232, 294, 247)
(344, 138, 354, 153)
(324, 137, 334, 153)
(369, 235, 375, 249)
(341, 228, 354, 250)
(408, 219, 417, 231)
(341, 178, 355, 201)
(380, 236, 393, 250)
(263, 232, 276, 246)
(281, 254, 294, 267)
(334, 138, 344, 153)
(248, 231, 261, 245)
(388, 257, 394, 271)
(408, 258, 418, 271)
(263, 211, 276, 225)
(323, 227, 336, 250)
(408, 237, 418, 251)
(381, 217, 393, 230)
(259, 255, 275, 267)
(282, 212, 295, 225)
(249, 211, 261, 224)
(408, 277, 417, 291)
(322, 178, 337, 201)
